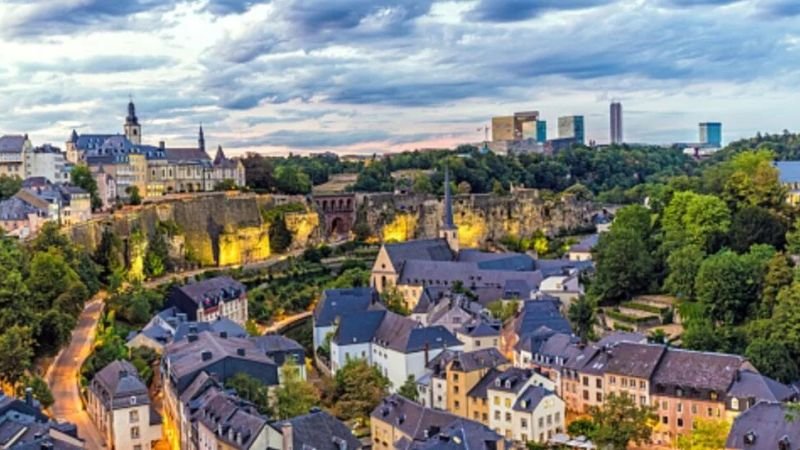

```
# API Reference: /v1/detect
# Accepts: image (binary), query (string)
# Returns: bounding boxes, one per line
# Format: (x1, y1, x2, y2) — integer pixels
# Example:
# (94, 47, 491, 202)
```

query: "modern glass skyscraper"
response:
(610, 102, 623, 144)
(558, 115, 585, 145)
(699, 122, 722, 147)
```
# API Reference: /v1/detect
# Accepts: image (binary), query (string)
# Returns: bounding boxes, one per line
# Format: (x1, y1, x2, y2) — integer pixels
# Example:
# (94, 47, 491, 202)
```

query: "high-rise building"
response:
(491, 116, 516, 141)
(558, 115, 585, 145)
(492, 111, 540, 142)
(610, 102, 622, 144)
(699, 122, 722, 147)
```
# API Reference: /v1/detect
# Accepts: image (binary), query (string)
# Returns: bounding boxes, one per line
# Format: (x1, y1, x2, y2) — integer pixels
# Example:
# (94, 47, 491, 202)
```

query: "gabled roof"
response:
(371, 394, 459, 442)
(314, 288, 379, 327)
(165, 331, 276, 383)
(457, 320, 501, 338)
(651, 347, 744, 393)
(90, 360, 150, 410)
(467, 369, 502, 400)
(487, 367, 535, 394)
(512, 385, 551, 412)
(383, 238, 454, 269)
(252, 334, 304, 354)
(605, 342, 665, 379)
(192, 389, 266, 449)
(408, 418, 504, 450)
(449, 348, 508, 373)
(725, 401, 800, 450)
(511, 300, 573, 337)
(275, 410, 361, 450)
(727, 370, 796, 402)
(0, 135, 27, 153)
(175, 276, 245, 306)
(333, 310, 386, 346)
(165, 147, 211, 164)
(172, 318, 247, 343)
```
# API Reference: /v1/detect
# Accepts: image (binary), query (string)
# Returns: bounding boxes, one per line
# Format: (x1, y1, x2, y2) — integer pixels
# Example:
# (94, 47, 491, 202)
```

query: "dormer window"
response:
(731, 398, 739, 411)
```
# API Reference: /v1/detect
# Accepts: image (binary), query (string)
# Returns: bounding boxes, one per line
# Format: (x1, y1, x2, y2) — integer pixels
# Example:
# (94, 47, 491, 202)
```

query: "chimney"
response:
(201, 351, 213, 361)
(237, 348, 246, 356)
(424, 342, 430, 366)
(24, 387, 33, 406)
(281, 422, 293, 450)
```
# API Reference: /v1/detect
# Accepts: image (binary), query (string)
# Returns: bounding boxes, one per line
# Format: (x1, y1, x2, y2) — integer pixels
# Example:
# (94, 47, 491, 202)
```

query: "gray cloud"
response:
(19, 55, 174, 74)
(469, 0, 613, 22)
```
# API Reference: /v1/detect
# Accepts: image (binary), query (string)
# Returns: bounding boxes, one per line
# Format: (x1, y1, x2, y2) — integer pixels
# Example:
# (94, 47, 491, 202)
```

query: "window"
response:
(731, 398, 740, 411)
(640, 396, 647, 406)
(710, 391, 718, 401)
(639, 380, 646, 389)
(133, 445, 142, 450)
(582, 376, 589, 386)
(596, 392, 602, 402)
(676, 388, 683, 397)
(555, 412, 561, 423)
(494, 411, 501, 420)
(131, 427, 140, 439)
(538, 417, 544, 428)
(454, 386, 460, 394)
(129, 410, 139, 423)
(583, 390, 589, 400)
(596, 378, 602, 389)
(610, 376, 616, 385)
(621, 378, 628, 387)
(521, 418, 528, 428)
(677, 418, 684, 428)
(662, 400, 668, 410)
(493, 397, 500, 406)
(547, 414, 552, 425)
(707, 408, 713, 417)
(505, 398, 511, 408)
(453, 373, 459, 382)
(475, 340, 481, 347)
(505, 412, 511, 422)
(662, 416, 668, 425)
(677, 403, 683, 413)
(692, 404, 698, 414)
(454, 400, 460, 410)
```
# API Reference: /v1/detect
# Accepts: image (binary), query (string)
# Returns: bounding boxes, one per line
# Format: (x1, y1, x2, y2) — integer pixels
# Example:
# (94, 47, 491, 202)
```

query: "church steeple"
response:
(440, 165, 459, 253)
(198, 124, 205, 152)
(124, 98, 141, 145)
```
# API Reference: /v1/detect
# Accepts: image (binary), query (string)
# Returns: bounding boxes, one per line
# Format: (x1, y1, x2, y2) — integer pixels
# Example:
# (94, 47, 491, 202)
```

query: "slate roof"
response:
(457, 320, 500, 338)
(512, 385, 551, 413)
(0, 420, 83, 450)
(728, 370, 796, 402)
(511, 300, 573, 337)
(384, 238, 454, 269)
(488, 368, 536, 394)
(314, 287, 380, 327)
(165, 147, 211, 164)
(333, 310, 386, 346)
(0, 135, 27, 153)
(569, 234, 599, 253)
(605, 342, 666, 379)
(90, 360, 150, 410)
(596, 331, 646, 346)
(252, 334, 304, 354)
(467, 369, 502, 400)
(172, 318, 247, 343)
(564, 345, 612, 376)
(457, 251, 536, 272)
(373, 311, 462, 353)
(725, 401, 800, 450)
(449, 348, 508, 373)
(192, 389, 266, 449)
(275, 410, 361, 450)
(175, 276, 245, 306)
(398, 260, 543, 290)
(0, 197, 42, 221)
(535, 259, 593, 277)
(165, 331, 276, 383)
(651, 347, 744, 393)
(371, 394, 459, 443)
(776, 161, 800, 184)
(407, 418, 504, 450)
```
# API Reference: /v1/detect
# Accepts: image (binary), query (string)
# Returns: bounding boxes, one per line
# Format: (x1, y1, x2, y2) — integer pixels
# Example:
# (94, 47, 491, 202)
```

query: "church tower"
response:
(124, 99, 141, 145)
(198, 124, 206, 152)
(440, 166, 459, 254)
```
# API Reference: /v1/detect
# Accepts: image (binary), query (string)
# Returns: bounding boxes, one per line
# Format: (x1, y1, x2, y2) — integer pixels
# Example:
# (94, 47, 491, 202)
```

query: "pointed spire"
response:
(126, 97, 138, 124)
(70, 129, 79, 143)
(443, 165, 455, 230)
(214, 145, 226, 164)
(198, 123, 206, 152)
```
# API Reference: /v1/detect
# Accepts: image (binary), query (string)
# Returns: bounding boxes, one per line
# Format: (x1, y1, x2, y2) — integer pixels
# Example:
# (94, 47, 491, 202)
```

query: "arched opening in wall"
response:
(330, 217, 346, 236)
(346, 198, 352, 209)
(381, 275, 387, 290)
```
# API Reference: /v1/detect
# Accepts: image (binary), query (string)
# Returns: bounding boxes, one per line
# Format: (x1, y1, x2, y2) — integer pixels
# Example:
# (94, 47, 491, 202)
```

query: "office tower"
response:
(610, 102, 622, 144)
(491, 116, 515, 141)
(558, 116, 585, 145)
(536, 120, 547, 142)
(699, 122, 722, 147)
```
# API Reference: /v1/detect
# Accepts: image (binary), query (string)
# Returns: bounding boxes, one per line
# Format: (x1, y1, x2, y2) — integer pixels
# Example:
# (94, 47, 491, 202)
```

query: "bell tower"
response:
(124, 98, 141, 145)
(440, 166, 459, 254)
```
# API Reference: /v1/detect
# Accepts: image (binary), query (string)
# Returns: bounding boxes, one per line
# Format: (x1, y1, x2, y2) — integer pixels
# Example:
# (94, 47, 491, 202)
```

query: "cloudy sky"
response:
(1, 0, 799, 155)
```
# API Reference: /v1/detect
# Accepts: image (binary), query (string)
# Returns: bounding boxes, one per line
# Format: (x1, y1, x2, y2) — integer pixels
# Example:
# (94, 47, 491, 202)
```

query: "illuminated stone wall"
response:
(361, 190, 597, 246)
(68, 193, 318, 267)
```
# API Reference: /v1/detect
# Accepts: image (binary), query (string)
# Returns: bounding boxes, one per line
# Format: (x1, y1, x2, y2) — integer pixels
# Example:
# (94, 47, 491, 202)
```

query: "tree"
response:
(695, 250, 760, 325)
(589, 393, 656, 450)
(226, 373, 272, 415)
(71, 165, 102, 210)
(786, 218, 800, 254)
(398, 375, 419, 401)
(761, 253, 793, 317)
(457, 180, 471, 194)
(19, 375, 54, 409)
(0, 175, 21, 201)
(664, 245, 705, 299)
(382, 286, 410, 316)
(648, 328, 668, 345)
(269, 214, 293, 253)
(567, 418, 598, 438)
(730, 206, 786, 252)
(274, 360, 317, 419)
(0, 326, 34, 388)
(329, 359, 391, 421)
(35, 309, 76, 356)
(126, 186, 142, 205)
(745, 338, 799, 383)
(568, 296, 596, 343)
(412, 173, 433, 194)
(214, 179, 238, 191)
(94, 227, 125, 283)
(487, 300, 519, 322)
(274, 165, 312, 195)
(676, 418, 730, 450)
(723, 150, 785, 209)
(590, 228, 655, 301)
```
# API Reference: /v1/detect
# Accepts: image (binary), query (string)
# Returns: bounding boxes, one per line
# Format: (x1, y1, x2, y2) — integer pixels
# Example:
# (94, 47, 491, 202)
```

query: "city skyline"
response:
(1, 0, 800, 155)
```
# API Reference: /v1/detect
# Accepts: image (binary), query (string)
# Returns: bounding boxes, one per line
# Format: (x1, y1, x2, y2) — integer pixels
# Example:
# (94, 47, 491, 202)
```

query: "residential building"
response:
(610, 102, 623, 144)
(252, 334, 307, 380)
(568, 234, 598, 261)
(416, 350, 455, 410)
(0, 392, 84, 449)
(269, 409, 362, 450)
(775, 161, 800, 205)
(0, 134, 32, 178)
(511, 385, 566, 444)
(487, 368, 560, 442)
(603, 342, 665, 408)
(330, 308, 463, 390)
(725, 402, 800, 450)
(371, 394, 504, 450)
(699, 122, 722, 147)
(126, 307, 247, 353)
(92, 166, 118, 210)
(24, 144, 69, 183)
(87, 360, 162, 450)
(502, 299, 572, 357)
(312, 287, 382, 352)
(161, 332, 279, 450)
(191, 387, 271, 450)
(558, 116, 585, 145)
(456, 320, 502, 352)
(445, 348, 510, 421)
(0, 194, 48, 238)
(14, 181, 91, 226)
(166, 276, 248, 326)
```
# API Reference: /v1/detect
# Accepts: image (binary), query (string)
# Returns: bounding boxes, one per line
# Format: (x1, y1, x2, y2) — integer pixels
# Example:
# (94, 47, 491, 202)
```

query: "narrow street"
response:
(47, 295, 106, 449)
